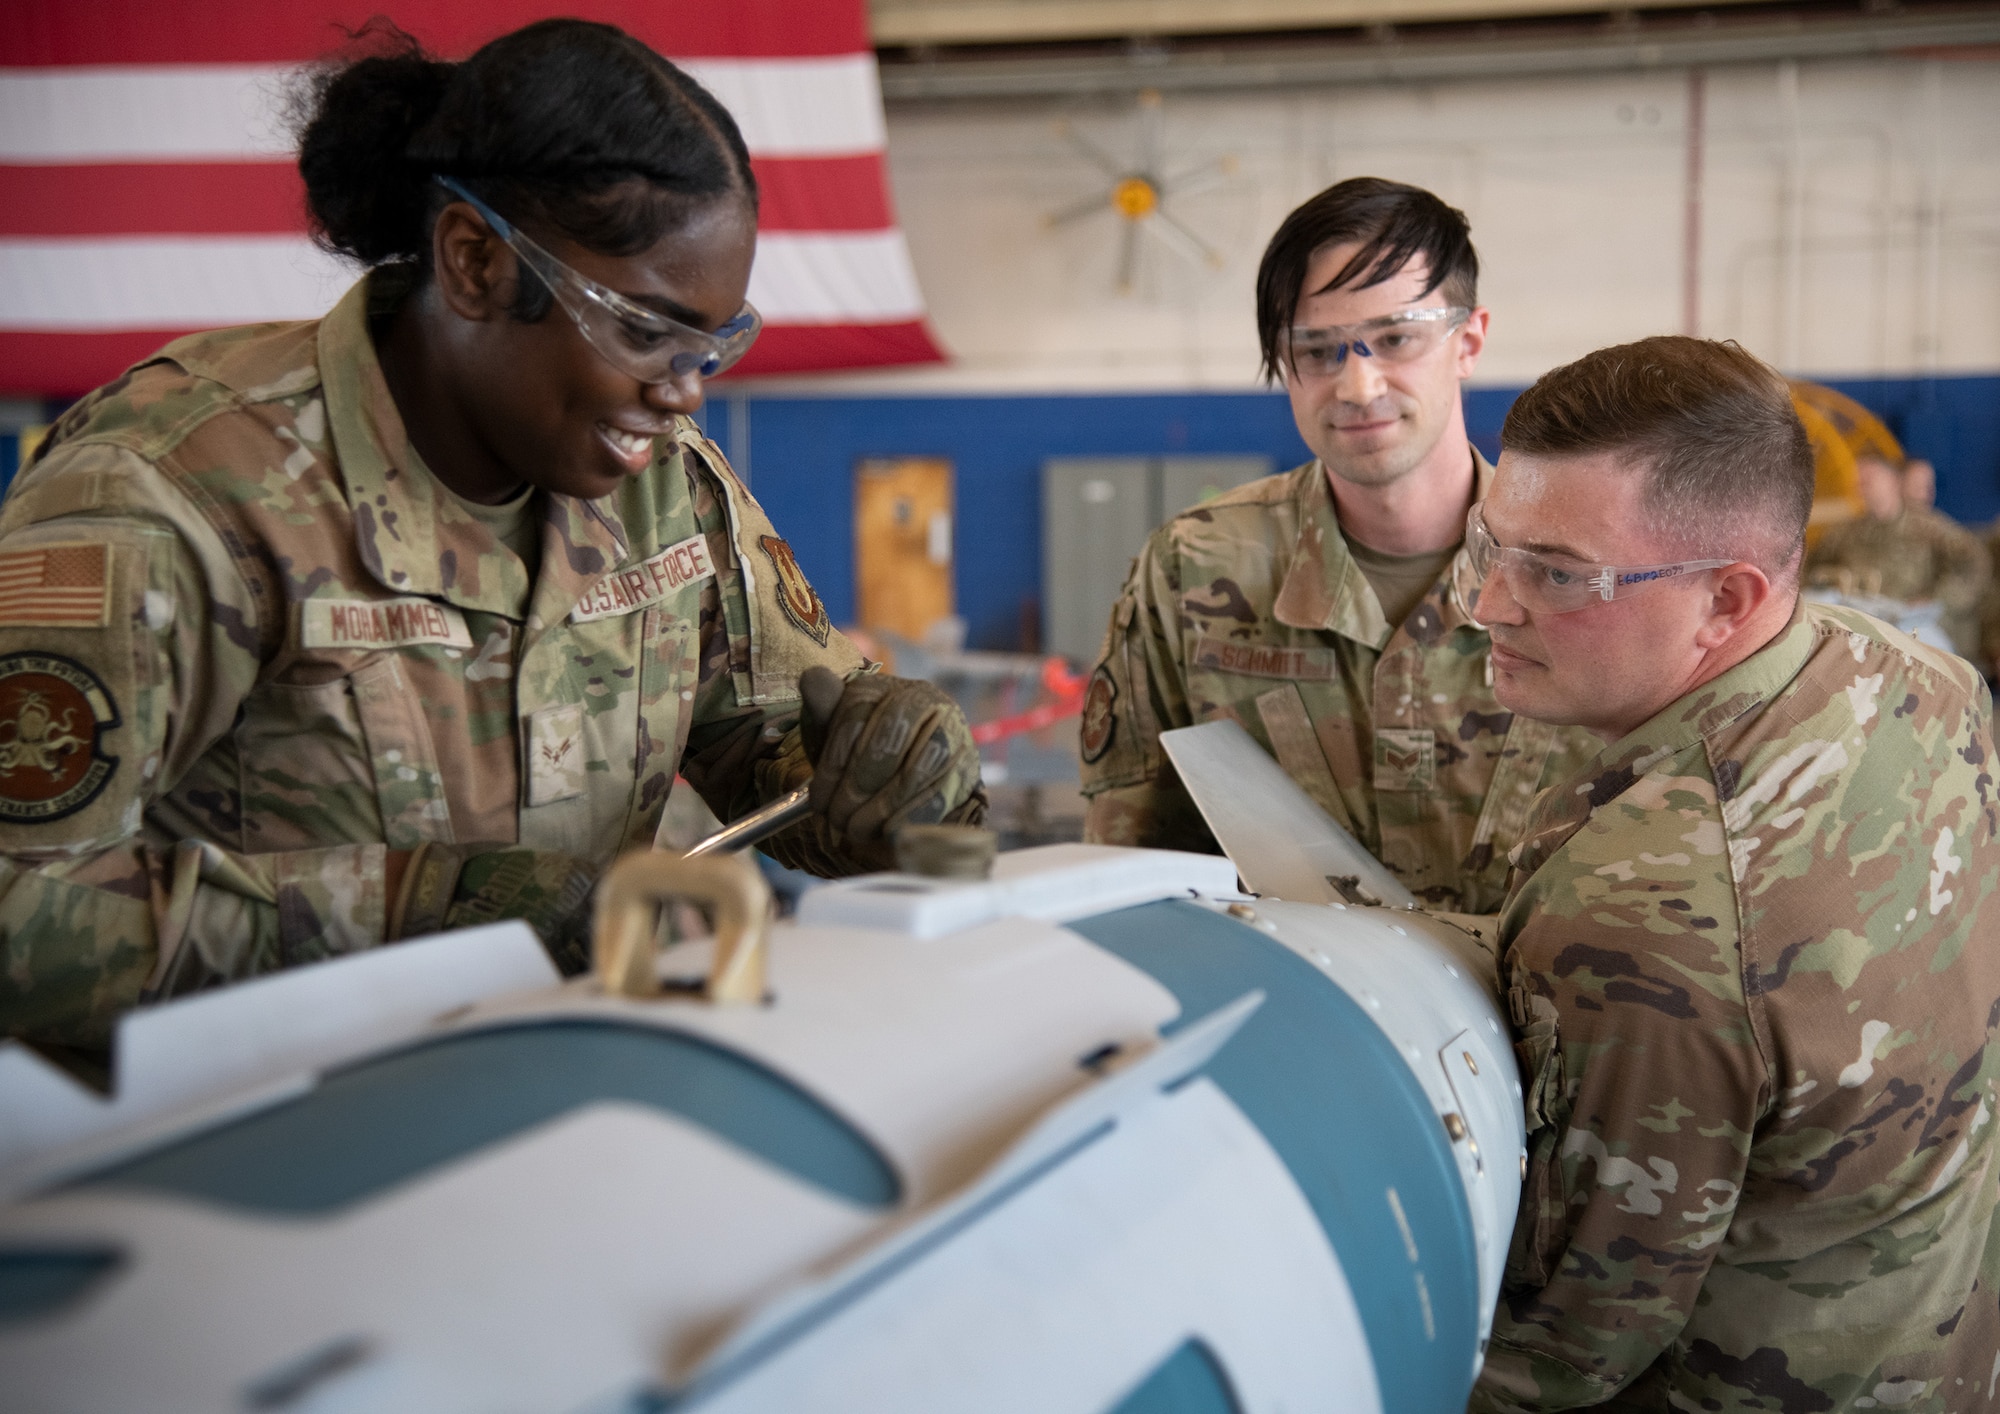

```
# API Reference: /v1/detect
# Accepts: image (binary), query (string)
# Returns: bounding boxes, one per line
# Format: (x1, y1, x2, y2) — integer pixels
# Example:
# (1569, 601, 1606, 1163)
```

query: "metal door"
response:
(1041, 457, 1154, 663)
(1041, 456, 1271, 664)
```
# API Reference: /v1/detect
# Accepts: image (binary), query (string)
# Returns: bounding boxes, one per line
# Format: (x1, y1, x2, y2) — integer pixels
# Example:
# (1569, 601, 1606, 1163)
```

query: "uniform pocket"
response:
(349, 656, 454, 849)
(628, 604, 696, 848)
(235, 675, 377, 850)
(235, 655, 456, 853)
(1505, 982, 1572, 1289)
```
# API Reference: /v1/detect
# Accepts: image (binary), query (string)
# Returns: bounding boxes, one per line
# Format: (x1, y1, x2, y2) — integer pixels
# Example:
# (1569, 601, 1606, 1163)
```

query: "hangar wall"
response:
(721, 53, 2000, 651)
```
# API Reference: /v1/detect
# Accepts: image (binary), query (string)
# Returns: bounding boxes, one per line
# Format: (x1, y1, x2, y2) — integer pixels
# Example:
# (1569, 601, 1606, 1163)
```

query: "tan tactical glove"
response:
(797, 666, 987, 872)
(388, 843, 600, 976)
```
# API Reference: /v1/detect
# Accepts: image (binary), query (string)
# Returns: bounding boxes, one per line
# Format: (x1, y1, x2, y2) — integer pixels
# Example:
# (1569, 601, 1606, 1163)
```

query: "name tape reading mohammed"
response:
(302, 598, 474, 651)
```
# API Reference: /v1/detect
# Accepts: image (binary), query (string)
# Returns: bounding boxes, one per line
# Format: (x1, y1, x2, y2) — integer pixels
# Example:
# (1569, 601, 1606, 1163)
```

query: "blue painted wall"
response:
(699, 392, 1314, 653)
(707, 373, 2000, 654)
(1, 375, 1989, 656)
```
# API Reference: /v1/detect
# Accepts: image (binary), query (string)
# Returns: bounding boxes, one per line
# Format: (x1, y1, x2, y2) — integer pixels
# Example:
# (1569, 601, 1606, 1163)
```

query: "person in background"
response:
(1901, 456, 1937, 509)
(1982, 517, 2000, 682)
(1079, 177, 1596, 914)
(0, 20, 982, 1075)
(1805, 451, 1988, 659)
(1468, 336, 1999, 1411)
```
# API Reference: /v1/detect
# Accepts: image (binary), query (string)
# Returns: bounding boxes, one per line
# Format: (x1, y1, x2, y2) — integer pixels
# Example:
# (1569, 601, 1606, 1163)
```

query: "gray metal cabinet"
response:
(1041, 455, 1270, 663)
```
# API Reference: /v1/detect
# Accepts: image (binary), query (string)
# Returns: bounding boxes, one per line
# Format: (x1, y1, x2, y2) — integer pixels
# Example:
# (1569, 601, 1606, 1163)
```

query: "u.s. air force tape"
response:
(573, 536, 716, 624)
(0, 651, 121, 823)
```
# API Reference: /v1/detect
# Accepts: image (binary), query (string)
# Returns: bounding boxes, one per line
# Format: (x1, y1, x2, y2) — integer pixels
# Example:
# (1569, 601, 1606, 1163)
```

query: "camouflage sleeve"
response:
(1472, 844, 1759, 1409)
(0, 445, 389, 1055)
(671, 440, 867, 875)
(1079, 530, 1218, 851)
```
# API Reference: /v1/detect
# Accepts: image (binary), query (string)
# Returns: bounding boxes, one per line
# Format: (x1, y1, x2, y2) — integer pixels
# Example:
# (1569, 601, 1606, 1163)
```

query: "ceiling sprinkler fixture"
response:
(1044, 88, 1237, 293)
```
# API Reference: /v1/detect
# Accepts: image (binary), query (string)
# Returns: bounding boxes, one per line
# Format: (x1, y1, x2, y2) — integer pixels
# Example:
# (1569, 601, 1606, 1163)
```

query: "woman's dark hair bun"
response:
(294, 18, 758, 291)
(296, 25, 452, 266)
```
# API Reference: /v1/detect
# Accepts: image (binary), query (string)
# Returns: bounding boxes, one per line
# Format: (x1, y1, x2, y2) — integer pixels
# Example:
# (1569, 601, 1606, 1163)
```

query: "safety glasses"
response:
(435, 176, 760, 386)
(1285, 305, 1470, 380)
(1466, 503, 1735, 614)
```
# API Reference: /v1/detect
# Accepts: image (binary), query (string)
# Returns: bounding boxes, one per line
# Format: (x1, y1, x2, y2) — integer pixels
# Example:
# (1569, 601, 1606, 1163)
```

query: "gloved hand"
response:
(797, 666, 986, 872)
(388, 842, 600, 976)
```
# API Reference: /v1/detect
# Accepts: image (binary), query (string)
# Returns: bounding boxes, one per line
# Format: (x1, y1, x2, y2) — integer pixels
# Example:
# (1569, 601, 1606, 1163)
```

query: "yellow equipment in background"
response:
(1791, 381, 1903, 546)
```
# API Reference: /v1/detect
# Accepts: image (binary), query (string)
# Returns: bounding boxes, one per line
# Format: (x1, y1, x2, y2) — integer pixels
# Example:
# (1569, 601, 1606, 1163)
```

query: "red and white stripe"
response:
(0, 1, 943, 394)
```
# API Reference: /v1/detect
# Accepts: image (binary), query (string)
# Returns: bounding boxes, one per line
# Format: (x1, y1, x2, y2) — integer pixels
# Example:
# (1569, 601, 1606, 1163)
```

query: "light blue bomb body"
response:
(0, 845, 1522, 1413)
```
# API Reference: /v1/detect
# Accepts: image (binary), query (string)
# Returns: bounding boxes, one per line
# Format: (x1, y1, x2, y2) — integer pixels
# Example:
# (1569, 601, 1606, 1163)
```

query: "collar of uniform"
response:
(1272, 445, 1493, 648)
(1510, 597, 1815, 879)
(319, 271, 629, 616)
(522, 488, 634, 636)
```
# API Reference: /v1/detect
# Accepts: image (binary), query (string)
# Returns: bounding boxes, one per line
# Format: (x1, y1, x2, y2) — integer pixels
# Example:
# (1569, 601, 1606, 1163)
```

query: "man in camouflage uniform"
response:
(1468, 336, 2000, 1410)
(1806, 452, 1989, 660)
(0, 273, 980, 1066)
(1081, 177, 1595, 913)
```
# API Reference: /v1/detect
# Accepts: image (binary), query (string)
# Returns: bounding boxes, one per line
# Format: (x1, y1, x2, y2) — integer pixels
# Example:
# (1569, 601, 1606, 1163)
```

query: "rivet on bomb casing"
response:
(1443, 1112, 1467, 1141)
(1520, 1154, 1529, 1180)
(1226, 902, 1257, 922)
(1462, 1050, 1479, 1075)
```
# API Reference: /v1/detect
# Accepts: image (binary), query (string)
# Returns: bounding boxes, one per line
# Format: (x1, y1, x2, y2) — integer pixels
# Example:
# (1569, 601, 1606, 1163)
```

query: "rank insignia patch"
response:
(1373, 727, 1436, 793)
(758, 535, 831, 646)
(1079, 667, 1118, 763)
(0, 652, 121, 822)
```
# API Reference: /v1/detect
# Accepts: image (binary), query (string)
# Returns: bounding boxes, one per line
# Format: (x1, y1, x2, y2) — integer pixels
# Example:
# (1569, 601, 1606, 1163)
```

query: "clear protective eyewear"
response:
(1466, 502, 1735, 614)
(1286, 305, 1470, 379)
(435, 176, 760, 385)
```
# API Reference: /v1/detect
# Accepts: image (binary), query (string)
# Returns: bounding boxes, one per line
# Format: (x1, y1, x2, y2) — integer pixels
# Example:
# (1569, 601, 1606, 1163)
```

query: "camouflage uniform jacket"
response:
(1807, 507, 1990, 659)
(1474, 601, 2000, 1412)
(0, 274, 861, 1054)
(1079, 455, 1598, 913)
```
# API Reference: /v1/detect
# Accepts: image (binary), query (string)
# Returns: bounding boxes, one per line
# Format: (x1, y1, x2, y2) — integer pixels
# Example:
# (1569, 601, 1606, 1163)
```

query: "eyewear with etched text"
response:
(435, 176, 760, 386)
(1285, 306, 1471, 379)
(1466, 502, 1735, 614)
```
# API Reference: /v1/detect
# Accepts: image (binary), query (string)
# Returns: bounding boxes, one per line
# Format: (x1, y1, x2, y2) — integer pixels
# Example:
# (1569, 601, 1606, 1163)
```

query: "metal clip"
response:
(1324, 874, 1383, 908)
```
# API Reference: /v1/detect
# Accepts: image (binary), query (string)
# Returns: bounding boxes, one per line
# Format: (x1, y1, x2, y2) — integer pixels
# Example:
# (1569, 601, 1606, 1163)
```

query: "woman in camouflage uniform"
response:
(0, 20, 981, 1068)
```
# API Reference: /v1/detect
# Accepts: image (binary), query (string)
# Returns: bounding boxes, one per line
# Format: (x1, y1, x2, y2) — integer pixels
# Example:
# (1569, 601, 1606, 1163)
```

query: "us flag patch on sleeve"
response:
(0, 544, 110, 627)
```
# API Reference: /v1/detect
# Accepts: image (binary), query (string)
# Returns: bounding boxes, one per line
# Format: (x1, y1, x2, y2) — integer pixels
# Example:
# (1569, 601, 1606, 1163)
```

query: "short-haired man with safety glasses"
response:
(1080, 177, 1596, 916)
(1469, 336, 2000, 1410)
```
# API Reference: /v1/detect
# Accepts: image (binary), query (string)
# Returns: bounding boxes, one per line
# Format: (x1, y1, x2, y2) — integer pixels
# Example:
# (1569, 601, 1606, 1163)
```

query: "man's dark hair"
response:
(1255, 177, 1478, 383)
(1502, 337, 1814, 577)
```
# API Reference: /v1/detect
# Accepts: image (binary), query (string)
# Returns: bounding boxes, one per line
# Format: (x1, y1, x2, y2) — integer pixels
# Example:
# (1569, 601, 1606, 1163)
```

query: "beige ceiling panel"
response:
(870, 0, 1770, 46)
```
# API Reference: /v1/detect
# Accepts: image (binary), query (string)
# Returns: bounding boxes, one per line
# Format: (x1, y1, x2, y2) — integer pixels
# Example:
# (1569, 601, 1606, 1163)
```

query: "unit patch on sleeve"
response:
(758, 535, 831, 646)
(1079, 666, 1118, 763)
(0, 543, 110, 627)
(301, 598, 473, 650)
(571, 534, 717, 624)
(0, 651, 121, 822)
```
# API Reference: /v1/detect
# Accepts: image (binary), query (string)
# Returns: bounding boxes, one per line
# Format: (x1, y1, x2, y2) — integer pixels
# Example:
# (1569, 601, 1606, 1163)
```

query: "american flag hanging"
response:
(0, 0, 945, 396)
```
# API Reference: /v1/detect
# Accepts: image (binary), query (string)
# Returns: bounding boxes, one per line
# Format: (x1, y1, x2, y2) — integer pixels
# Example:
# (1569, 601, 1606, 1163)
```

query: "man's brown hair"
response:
(1502, 336, 1813, 576)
